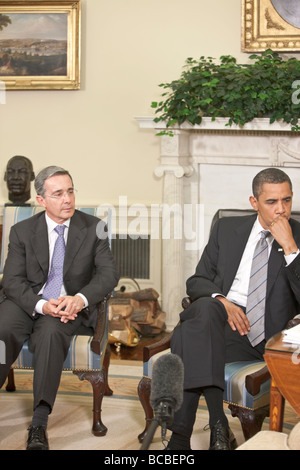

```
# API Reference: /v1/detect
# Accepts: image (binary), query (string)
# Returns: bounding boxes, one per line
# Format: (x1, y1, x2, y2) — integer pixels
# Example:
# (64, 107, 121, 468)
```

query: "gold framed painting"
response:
(0, 0, 81, 90)
(242, 0, 300, 52)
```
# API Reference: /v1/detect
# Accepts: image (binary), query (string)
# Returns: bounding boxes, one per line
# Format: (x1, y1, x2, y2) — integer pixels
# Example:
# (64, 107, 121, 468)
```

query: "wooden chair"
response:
(137, 209, 300, 443)
(1, 205, 113, 436)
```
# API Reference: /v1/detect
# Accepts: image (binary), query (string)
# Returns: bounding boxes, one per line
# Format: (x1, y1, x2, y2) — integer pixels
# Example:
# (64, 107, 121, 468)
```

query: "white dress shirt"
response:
(215, 217, 299, 307)
(35, 213, 88, 314)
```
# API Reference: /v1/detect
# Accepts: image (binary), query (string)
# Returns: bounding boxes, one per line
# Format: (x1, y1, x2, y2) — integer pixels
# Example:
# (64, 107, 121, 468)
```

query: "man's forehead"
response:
(260, 182, 292, 198)
(45, 174, 73, 189)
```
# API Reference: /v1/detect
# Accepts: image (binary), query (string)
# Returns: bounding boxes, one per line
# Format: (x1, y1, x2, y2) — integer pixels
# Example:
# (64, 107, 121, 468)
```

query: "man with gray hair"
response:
(0, 166, 119, 450)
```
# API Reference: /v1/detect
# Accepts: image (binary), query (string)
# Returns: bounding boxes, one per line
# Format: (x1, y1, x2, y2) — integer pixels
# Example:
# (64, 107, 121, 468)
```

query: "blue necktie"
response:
(43, 225, 66, 301)
(246, 230, 269, 346)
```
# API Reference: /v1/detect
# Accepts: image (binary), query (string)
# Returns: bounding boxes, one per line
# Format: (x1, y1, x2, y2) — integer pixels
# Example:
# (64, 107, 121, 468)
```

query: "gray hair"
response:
(34, 166, 73, 197)
(252, 168, 292, 199)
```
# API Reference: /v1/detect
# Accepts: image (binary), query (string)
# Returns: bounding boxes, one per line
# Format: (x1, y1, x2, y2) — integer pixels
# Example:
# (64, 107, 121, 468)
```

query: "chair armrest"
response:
(91, 294, 111, 355)
(143, 331, 173, 363)
(245, 365, 271, 396)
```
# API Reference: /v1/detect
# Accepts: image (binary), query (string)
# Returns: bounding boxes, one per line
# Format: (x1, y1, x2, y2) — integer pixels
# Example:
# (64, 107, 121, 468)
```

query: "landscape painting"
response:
(0, 13, 68, 76)
(0, 1, 81, 90)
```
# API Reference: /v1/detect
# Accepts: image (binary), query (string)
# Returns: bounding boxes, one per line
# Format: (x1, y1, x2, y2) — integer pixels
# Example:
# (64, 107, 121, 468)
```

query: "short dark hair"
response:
(252, 168, 292, 199)
(34, 166, 73, 197)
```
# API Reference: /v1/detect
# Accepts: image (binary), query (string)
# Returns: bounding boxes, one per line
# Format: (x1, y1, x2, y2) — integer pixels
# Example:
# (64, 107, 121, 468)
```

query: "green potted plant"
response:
(151, 49, 300, 135)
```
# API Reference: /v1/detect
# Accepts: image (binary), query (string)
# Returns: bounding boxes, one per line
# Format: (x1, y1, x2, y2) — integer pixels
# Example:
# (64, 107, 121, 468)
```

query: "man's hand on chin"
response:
(269, 215, 298, 255)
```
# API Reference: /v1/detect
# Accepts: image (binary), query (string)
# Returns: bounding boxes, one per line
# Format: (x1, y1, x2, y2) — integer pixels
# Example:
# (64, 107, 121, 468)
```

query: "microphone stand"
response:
(140, 401, 174, 450)
(140, 417, 160, 450)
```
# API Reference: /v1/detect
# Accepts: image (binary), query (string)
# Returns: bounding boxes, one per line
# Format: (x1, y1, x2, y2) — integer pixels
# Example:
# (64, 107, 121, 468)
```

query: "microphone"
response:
(140, 353, 184, 450)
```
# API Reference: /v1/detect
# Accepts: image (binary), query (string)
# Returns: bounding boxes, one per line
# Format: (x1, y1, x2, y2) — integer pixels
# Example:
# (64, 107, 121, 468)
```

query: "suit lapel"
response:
(266, 241, 285, 298)
(31, 212, 49, 277)
(223, 215, 256, 295)
(64, 211, 87, 275)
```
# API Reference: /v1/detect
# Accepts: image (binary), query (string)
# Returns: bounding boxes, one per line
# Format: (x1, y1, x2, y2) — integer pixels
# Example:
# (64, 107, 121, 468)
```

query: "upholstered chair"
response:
(137, 209, 300, 443)
(1, 206, 112, 436)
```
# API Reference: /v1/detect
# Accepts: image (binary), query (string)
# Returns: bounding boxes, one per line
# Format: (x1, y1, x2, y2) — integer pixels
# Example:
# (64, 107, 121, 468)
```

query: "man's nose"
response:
(276, 202, 285, 214)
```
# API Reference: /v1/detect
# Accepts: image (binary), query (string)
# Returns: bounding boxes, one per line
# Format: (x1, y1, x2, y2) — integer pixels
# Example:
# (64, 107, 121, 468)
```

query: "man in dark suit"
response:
(168, 167, 300, 450)
(0, 166, 120, 450)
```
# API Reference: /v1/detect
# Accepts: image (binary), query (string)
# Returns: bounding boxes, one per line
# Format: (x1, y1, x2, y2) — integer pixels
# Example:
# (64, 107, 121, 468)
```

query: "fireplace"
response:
(136, 116, 300, 329)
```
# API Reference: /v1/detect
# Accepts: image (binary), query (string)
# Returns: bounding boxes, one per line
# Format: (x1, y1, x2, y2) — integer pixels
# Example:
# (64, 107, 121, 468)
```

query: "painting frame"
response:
(242, 0, 300, 52)
(0, 0, 81, 90)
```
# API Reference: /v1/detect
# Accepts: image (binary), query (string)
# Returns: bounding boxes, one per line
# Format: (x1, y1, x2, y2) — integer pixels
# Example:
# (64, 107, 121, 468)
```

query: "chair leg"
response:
(228, 404, 269, 441)
(5, 369, 16, 392)
(137, 376, 153, 442)
(74, 369, 107, 436)
(104, 344, 113, 396)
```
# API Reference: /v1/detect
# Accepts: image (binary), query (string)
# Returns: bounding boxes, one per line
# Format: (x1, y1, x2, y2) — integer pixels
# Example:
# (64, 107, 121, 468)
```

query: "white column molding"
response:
(154, 131, 193, 329)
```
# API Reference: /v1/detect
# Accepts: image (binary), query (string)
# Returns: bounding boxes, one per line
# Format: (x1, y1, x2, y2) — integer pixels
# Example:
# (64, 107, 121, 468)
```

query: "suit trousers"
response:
(0, 299, 84, 411)
(170, 297, 265, 437)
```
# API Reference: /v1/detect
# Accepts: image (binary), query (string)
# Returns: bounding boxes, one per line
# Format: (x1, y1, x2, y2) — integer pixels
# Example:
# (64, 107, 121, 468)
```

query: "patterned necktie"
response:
(43, 225, 66, 301)
(246, 230, 270, 347)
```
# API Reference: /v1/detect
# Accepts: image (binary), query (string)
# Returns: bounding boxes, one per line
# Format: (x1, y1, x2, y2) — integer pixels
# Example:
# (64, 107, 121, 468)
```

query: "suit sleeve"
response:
(186, 220, 225, 301)
(2, 225, 43, 317)
(77, 233, 120, 306)
(284, 236, 300, 305)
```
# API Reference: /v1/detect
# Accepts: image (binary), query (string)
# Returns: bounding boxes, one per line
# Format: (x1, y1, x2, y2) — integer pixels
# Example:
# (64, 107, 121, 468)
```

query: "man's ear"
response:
(249, 195, 258, 212)
(36, 195, 46, 208)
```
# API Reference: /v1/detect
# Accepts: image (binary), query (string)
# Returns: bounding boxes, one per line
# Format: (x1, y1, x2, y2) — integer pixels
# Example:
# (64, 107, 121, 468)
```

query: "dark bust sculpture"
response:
(4, 155, 35, 206)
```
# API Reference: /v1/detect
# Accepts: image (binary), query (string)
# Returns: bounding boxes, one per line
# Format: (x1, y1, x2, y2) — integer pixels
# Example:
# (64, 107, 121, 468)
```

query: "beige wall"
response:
(0, 0, 246, 207)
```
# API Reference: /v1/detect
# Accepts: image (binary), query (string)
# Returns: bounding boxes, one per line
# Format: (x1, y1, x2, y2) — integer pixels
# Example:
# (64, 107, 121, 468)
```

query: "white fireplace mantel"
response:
(136, 116, 300, 329)
(136, 116, 299, 132)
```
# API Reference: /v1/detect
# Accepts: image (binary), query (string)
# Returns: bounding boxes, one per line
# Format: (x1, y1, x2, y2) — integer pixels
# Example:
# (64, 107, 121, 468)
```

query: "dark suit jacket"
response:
(186, 214, 300, 341)
(2, 209, 120, 330)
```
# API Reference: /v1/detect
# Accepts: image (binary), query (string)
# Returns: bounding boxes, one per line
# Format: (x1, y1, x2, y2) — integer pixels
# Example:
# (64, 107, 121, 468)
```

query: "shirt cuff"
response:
(76, 293, 88, 308)
(285, 249, 300, 266)
(35, 299, 47, 315)
(35, 294, 88, 315)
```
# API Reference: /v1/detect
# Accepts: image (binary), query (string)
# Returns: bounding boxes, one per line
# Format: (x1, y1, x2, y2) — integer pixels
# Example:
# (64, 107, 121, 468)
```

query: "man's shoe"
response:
(209, 420, 237, 450)
(26, 426, 49, 450)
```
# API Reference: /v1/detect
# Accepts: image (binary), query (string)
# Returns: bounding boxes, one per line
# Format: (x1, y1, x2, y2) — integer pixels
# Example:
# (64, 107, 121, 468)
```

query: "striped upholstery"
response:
(143, 349, 170, 380)
(13, 335, 104, 371)
(143, 349, 270, 410)
(223, 361, 270, 409)
(1, 205, 108, 372)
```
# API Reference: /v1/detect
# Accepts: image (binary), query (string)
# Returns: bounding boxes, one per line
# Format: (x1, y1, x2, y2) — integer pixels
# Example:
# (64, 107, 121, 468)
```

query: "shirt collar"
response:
(253, 216, 273, 243)
(45, 213, 70, 233)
